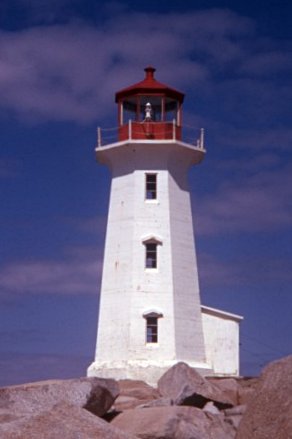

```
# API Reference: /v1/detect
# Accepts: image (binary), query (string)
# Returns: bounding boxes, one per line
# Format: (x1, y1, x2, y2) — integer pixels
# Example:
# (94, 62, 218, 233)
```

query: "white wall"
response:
(88, 139, 243, 383)
(201, 306, 243, 376)
(88, 140, 210, 383)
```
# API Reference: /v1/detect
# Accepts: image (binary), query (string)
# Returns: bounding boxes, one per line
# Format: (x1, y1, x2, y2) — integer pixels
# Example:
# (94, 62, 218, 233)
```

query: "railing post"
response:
(173, 119, 176, 140)
(97, 127, 101, 147)
(129, 119, 132, 140)
(200, 128, 205, 149)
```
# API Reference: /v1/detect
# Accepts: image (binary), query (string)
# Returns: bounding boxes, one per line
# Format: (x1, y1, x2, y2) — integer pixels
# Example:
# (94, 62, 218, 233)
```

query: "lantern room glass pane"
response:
(165, 98, 178, 123)
(122, 98, 137, 124)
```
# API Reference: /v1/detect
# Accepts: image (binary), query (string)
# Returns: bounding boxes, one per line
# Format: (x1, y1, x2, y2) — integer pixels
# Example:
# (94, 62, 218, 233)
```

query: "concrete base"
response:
(87, 360, 213, 386)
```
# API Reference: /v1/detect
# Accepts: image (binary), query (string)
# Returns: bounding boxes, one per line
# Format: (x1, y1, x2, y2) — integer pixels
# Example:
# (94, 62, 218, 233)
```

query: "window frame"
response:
(143, 311, 163, 345)
(142, 236, 162, 271)
(145, 242, 157, 269)
(145, 173, 157, 201)
(146, 316, 158, 343)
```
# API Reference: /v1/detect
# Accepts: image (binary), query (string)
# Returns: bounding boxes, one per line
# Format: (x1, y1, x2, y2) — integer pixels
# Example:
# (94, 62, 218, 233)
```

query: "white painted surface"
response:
(87, 141, 212, 383)
(201, 306, 243, 376)
(88, 139, 243, 384)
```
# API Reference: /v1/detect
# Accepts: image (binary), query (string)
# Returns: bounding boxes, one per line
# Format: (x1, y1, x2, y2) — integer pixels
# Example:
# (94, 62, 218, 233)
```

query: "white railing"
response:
(183, 125, 205, 149)
(96, 126, 119, 147)
(96, 120, 205, 149)
(129, 119, 132, 141)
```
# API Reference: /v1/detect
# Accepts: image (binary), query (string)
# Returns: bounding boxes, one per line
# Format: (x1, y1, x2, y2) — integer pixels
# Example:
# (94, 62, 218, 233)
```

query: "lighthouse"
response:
(88, 67, 242, 384)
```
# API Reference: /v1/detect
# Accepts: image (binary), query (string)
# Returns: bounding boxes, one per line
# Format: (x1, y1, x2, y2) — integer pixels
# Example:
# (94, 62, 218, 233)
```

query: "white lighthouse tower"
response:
(88, 67, 242, 384)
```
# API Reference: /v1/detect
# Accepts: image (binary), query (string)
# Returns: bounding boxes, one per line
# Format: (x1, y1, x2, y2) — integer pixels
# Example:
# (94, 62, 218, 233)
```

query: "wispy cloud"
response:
(0, 8, 289, 129)
(194, 163, 292, 235)
(0, 255, 102, 295)
(198, 252, 244, 288)
(0, 352, 90, 387)
(198, 250, 292, 289)
(0, 211, 107, 297)
(215, 127, 292, 151)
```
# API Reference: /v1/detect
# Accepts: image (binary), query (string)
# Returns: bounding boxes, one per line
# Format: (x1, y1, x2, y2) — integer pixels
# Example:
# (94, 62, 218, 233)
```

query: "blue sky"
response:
(0, 0, 291, 386)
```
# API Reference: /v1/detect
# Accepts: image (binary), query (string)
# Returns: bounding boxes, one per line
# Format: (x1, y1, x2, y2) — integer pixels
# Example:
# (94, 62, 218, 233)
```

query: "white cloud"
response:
(198, 248, 292, 290)
(0, 8, 271, 124)
(198, 252, 244, 288)
(194, 163, 292, 235)
(0, 255, 102, 295)
(0, 352, 90, 387)
(215, 127, 292, 152)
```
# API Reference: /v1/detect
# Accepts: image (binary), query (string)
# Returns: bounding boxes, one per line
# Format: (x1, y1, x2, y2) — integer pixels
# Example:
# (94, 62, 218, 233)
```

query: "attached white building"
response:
(87, 67, 243, 384)
(201, 305, 243, 376)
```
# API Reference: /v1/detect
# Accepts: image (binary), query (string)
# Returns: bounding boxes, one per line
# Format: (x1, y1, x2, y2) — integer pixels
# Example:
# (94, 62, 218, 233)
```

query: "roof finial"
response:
(144, 66, 156, 80)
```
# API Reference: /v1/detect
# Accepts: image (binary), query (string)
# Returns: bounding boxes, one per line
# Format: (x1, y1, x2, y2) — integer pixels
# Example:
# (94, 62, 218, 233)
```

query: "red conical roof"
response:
(115, 66, 184, 102)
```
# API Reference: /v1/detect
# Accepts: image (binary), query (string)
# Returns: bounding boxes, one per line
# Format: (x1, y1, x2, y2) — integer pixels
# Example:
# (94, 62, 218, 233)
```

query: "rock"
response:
(112, 406, 235, 439)
(0, 377, 118, 418)
(0, 402, 138, 438)
(158, 362, 234, 409)
(236, 377, 258, 405)
(112, 406, 236, 439)
(114, 379, 160, 411)
(203, 401, 221, 415)
(207, 377, 239, 406)
(118, 379, 160, 400)
(236, 355, 292, 439)
(113, 395, 142, 411)
(224, 405, 247, 430)
(225, 414, 243, 430)
(136, 397, 173, 408)
(204, 412, 237, 439)
(224, 405, 247, 416)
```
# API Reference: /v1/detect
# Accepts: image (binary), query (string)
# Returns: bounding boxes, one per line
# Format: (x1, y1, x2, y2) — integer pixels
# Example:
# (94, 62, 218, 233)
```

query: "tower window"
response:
(145, 243, 157, 268)
(143, 310, 163, 344)
(145, 174, 157, 200)
(146, 317, 158, 343)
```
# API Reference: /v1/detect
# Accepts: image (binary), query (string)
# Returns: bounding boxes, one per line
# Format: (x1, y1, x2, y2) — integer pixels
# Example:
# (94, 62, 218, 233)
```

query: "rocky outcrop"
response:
(1, 402, 138, 439)
(236, 355, 292, 439)
(236, 377, 258, 405)
(118, 379, 160, 400)
(207, 377, 239, 406)
(224, 404, 247, 430)
(10, 358, 292, 438)
(0, 377, 118, 417)
(112, 405, 236, 439)
(158, 362, 234, 409)
(0, 377, 120, 438)
(114, 379, 160, 411)
(110, 362, 257, 438)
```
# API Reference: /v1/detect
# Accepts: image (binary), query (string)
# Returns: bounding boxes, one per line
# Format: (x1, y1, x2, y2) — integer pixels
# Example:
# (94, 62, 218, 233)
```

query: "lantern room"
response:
(115, 66, 184, 141)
